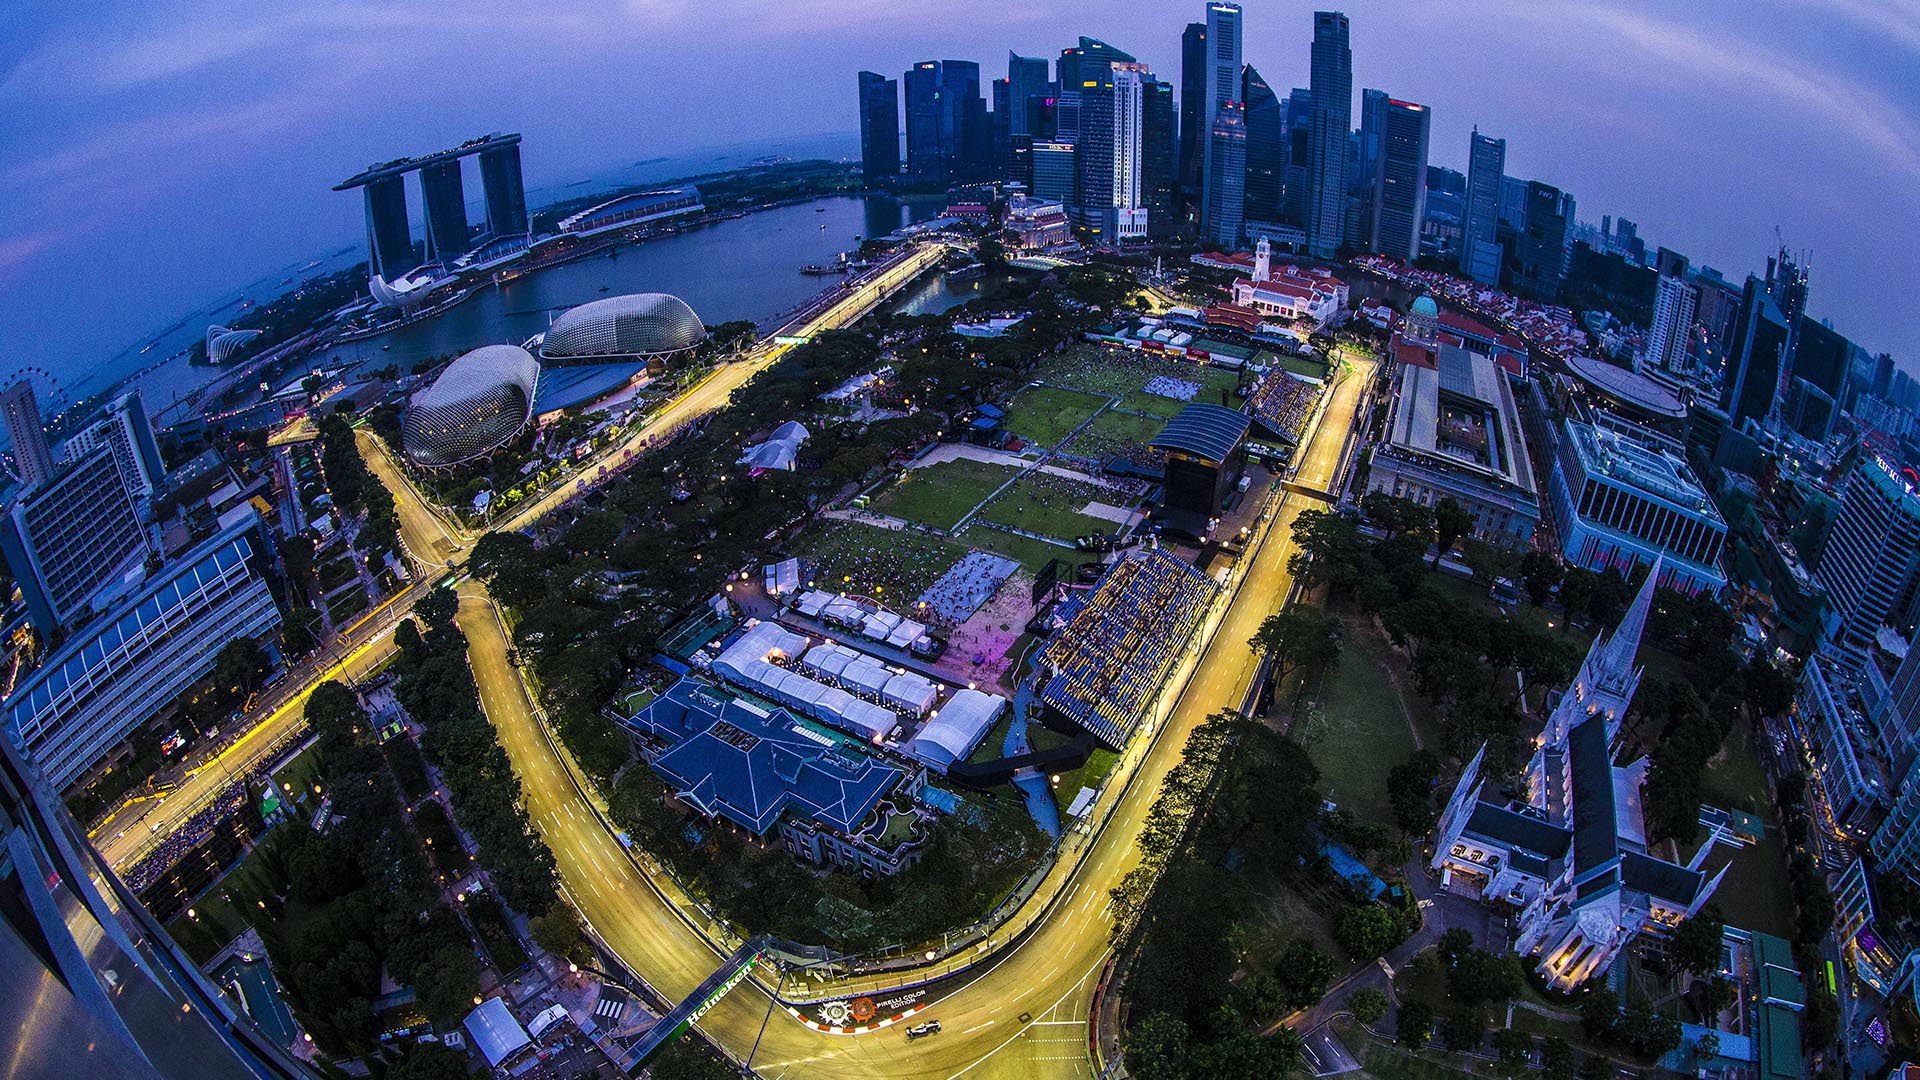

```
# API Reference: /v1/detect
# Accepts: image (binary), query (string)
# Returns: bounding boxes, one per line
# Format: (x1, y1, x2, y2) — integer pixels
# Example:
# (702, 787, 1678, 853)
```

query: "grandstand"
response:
(1034, 549, 1218, 749)
(1245, 370, 1323, 444)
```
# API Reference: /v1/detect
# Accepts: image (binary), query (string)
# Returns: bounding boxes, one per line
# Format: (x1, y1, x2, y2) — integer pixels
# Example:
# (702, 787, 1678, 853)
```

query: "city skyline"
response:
(0, 1, 1916, 387)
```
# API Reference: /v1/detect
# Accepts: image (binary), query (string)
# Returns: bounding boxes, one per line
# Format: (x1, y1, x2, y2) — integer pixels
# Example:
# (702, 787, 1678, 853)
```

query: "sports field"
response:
(1001, 385, 1110, 448)
(867, 458, 1018, 531)
(1029, 344, 1245, 419)
(1066, 409, 1167, 463)
(978, 471, 1126, 542)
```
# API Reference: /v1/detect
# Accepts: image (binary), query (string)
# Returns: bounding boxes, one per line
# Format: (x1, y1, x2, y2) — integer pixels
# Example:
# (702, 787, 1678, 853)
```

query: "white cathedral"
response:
(1430, 558, 1727, 990)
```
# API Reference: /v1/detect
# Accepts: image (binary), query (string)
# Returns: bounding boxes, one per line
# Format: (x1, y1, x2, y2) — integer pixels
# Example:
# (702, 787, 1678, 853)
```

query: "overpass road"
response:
(457, 355, 1375, 1077)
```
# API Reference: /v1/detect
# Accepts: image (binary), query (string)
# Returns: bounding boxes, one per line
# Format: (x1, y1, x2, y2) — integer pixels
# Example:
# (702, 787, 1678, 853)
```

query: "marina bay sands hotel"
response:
(334, 132, 530, 285)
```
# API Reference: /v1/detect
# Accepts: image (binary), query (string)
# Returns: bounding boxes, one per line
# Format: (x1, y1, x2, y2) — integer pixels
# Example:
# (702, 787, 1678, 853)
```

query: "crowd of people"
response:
(1246, 372, 1321, 443)
(917, 551, 1022, 624)
(1141, 375, 1202, 402)
(1035, 549, 1216, 748)
(122, 779, 253, 893)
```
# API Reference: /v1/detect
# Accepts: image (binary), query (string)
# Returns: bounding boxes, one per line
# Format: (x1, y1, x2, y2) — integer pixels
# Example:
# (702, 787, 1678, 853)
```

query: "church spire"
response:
(1598, 556, 1662, 678)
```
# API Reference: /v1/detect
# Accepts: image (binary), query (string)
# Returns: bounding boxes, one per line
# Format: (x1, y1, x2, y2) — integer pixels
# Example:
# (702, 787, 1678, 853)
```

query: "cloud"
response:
(1566, 4, 1920, 182)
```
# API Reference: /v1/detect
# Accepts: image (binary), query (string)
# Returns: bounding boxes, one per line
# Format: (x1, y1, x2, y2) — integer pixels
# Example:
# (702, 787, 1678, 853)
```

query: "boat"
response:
(599, 285, 611, 292)
(815, 207, 826, 213)
(799, 264, 847, 275)
(381, 344, 391, 351)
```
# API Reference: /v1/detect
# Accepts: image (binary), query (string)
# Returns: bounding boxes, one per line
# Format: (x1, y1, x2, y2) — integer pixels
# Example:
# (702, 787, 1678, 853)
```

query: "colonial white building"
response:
(1431, 558, 1727, 990)
(1228, 238, 1348, 329)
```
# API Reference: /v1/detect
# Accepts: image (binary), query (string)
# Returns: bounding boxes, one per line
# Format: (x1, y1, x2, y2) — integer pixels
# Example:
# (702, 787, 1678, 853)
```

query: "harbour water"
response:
(309, 195, 937, 379)
(111, 191, 937, 417)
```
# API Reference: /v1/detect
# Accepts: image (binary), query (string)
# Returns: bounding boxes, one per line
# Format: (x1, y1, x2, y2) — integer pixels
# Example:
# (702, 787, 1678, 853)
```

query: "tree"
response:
(531, 905, 589, 962)
(645, 1033, 741, 1080)
(387, 1044, 469, 1080)
(1188, 1030, 1300, 1079)
(1362, 492, 1434, 541)
(1666, 905, 1725, 977)
(410, 944, 482, 1028)
(1248, 605, 1343, 686)
(1612, 1002, 1682, 1058)
(1441, 1008, 1484, 1052)
(1541, 1035, 1577, 1080)
(1274, 939, 1339, 1010)
(1436, 928, 1474, 967)
(1447, 948, 1521, 1006)
(1694, 1030, 1721, 1064)
(1700, 975, 1737, 1016)
(1336, 904, 1403, 960)
(1348, 987, 1389, 1025)
(1397, 998, 1435, 1047)
(1124, 1012, 1190, 1080)
(1462, 538, 1510, 586)
(1520, 549, 1564, 607)
(1492, 1027, 1532, 1065)
(1432, 498, 1475, 566)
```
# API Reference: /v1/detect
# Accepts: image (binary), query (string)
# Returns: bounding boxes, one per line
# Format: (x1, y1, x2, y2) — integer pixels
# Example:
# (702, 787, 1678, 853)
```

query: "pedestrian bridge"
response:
(613, 936, 771, 1073)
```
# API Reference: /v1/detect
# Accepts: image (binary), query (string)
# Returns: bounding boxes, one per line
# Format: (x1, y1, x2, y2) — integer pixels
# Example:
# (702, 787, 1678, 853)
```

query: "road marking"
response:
(961, 1020, 995, 1034)
(1031, 1020, 1082, 1026)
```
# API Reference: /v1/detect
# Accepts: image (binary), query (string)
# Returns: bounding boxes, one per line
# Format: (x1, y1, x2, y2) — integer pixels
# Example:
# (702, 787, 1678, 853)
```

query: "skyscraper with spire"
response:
(1431, 559, 1728, 991)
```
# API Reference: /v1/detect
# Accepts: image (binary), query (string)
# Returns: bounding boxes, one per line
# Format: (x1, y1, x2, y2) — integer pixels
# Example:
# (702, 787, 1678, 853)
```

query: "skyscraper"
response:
(857, 71, 900, 182)
(417, 159, 469, 264)
(1199, 2, 1243, 245)
(61, 391, 166, 508)
(477, 140, 528, 239)
(1031, 141, 1077, 202)
(1178, 22, 1207, 217)
(0, 444, 149, 636)
(904, 61, 944, 180)
(1143, 78, 1178, 238)
(1818, 455, 1920, 668)
(1788, 317, 1851, 443)
(1241, 64, 1284, 224)
(1204, 101, 1247, 247)
(1513, 180, 1570, 299)
(1461, 128, 1506, 285)
(1282, 89, 1312, 227)
(0, 379, 56, 490)
(1305, 11, 1353, 258)
(1007, 52, 1052, 138)
(361, 174, 416, 281)
(938, 60, 987, 181)
(1106, 63, 1150, 240)
(1357, 89, 1388, 198)
(1721, 274, 1792, 430)
(1644, 269, 1699, 373)
(1368, 98, 1429, 262)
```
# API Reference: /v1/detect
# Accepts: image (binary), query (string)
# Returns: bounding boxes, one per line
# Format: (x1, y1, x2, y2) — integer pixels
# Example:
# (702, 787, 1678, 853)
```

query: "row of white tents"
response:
(708, 620, 1007, 771)
(793, 589, 933, 652)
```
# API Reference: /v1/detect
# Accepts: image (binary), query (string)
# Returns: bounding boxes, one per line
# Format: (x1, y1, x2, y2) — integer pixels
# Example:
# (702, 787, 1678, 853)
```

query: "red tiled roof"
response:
(1439, 311, 1500, 339)
(1394, 339, 1437, 369)
(1205, 304, 1265, 332)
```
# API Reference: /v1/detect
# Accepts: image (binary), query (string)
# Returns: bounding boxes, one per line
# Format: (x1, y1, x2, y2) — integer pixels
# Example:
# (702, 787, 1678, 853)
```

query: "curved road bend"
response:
(459, 359, 1374, 1078)
(89, 244, 944, 876)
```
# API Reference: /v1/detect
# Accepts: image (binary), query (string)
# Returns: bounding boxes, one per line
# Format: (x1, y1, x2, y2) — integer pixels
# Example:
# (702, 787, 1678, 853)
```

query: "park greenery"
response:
(317, 410, 400, 568)
(1118, 710, 1365, 1080)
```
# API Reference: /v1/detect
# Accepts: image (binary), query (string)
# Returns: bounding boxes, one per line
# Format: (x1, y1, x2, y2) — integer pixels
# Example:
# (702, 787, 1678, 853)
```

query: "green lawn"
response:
(1028, 344, 1244, 422)
(1066, 409, 1167, 462)
(953, 526, 1073, 572)
(1055, 748, 1119, 803)
(1356, 1035, 1486, 1080)
(1001, 386, 1110, 448)
(1306, 612, 1421, 824)
(795, 519, 972, 597)
(978, 472, 1125, 543)
(1697, 826, 1795, 938)
(619, 686, 658, 716)
(271, 747, 323, 805)
(869, 458, 1019, 531)
(1701, 720, 1774, 819)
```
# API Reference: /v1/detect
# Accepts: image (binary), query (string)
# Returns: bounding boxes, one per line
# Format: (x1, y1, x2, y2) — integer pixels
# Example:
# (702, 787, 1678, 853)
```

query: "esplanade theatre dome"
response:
(402, 344, 540, 468)
(539, 292, 704, 363)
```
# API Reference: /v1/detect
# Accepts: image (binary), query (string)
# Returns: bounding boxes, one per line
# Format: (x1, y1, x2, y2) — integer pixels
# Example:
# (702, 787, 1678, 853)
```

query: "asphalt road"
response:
(455, 356, 1376, 1078)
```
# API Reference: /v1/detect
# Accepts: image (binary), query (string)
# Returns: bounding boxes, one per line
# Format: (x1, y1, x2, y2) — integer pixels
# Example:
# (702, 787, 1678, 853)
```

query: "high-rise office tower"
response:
(1031, 141, 1078, 202)
(1204, 101, 1248, 246)
(1200, 2, 1243, 245)
(857, 71, 901, 182)
(1368, 98, 1429, 262)
(417, 159, 469, 264)
(1818, 455, 1920, 669)
(1103, 63, 1150, 240)
(1143, 78, 1178, 238)
(1460, 129, 1506, 285)
(1060, 38, 1136, 225)
(0, 379, 56, 490)
(936, 60, 987, 181)
(992, 78, 1013, 179)
(1178, 22, 1207, 216)
(1721, 274, 1792, 429)
(0, 727, 316, 1078)
(1241, 65, 1285, 224)
(1873, 353, 1897, 402)
(1282, 89, 1312, 227)
(1788, 317, 1851, 443)
(1498, 175, 1530, 231)
(1305, 11, 1353, 258)
(1357, 89, 1388, 197)
(904, 61, 944, 180)
(61, 391, 166, 508)
(1513, 180, 1570, 299)
(1007, 52, 1051, 138)
(0, 443, 149, 637)
(1644, 269, 1699, 373)
(477, 140, 528, 238)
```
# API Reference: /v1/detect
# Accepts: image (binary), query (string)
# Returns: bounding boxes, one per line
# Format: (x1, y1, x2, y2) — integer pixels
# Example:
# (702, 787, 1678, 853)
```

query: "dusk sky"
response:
(1, 0, 1916, 388)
